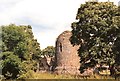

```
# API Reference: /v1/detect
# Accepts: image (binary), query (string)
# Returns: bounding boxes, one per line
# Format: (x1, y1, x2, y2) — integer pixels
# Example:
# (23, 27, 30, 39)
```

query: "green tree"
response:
(1, 24, 41, 79)
(1, 52, 21, 79)
(2, 24, 26, 51)
(31, 39, 41, 60)
(42, 46, 55, 57)
(70, 2, 120, 72)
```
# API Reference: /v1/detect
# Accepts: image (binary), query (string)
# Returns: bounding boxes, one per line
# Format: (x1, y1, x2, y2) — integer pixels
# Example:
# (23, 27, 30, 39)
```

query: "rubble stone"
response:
(54, 31, 80, 75)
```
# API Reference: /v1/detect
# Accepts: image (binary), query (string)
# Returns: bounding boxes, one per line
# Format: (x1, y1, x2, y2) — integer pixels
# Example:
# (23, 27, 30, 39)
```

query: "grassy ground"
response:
(18, 70, 116, 79)
(19, 70, 75, 79)
(1, 71, 120, 81)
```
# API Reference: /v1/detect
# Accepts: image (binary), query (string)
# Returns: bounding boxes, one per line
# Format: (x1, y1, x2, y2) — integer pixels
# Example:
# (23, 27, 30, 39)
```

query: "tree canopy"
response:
(1, 24, 41, 79)
(70, 2, 120, 72)
(41, 46, 55, 57)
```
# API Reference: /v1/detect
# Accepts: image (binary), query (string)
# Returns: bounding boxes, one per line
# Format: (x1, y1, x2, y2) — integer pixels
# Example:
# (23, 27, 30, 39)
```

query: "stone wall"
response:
(54, 31, 80, 75)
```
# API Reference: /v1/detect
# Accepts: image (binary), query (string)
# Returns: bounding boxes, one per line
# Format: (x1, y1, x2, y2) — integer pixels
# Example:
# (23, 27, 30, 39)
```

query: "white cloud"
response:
(0, 0, 119, 49)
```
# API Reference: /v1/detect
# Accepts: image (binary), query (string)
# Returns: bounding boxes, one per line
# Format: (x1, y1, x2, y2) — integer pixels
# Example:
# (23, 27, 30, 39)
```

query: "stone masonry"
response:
(54, 31, 80, 75)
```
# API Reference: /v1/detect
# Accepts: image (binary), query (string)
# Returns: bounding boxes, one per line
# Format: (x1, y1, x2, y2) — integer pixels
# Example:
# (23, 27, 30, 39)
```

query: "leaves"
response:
(71, 2, 120, 72)
(1, 24, 41, 79)
(41, 46, 55, 57)
(1, 52, 21, 79)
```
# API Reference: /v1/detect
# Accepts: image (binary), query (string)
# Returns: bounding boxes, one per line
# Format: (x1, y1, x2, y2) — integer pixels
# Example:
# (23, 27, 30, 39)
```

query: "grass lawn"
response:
(18, 70, 117, 80)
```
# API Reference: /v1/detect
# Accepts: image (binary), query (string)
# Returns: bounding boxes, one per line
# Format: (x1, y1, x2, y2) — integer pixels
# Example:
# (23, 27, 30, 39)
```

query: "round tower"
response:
(54, 31, 80, 75)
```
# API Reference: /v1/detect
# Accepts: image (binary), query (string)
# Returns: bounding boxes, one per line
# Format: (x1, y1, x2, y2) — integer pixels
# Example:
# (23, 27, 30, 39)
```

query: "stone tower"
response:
(54, 31, 80, 75)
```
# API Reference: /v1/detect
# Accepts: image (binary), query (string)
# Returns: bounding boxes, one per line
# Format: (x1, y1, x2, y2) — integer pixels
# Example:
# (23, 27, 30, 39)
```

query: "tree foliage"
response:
(70, 2, 120, 72)
(41, 46, 55, 57)
(1, 52, 21, 79)
(1, 24, 41, 79)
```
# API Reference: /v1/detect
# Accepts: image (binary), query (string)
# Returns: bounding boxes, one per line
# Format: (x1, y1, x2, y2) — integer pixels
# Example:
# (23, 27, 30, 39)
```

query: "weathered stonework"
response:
(54, 31, 80, 75)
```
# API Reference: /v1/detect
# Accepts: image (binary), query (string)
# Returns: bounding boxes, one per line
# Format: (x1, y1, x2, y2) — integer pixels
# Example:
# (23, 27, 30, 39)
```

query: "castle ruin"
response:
(54, 31, 80, 75)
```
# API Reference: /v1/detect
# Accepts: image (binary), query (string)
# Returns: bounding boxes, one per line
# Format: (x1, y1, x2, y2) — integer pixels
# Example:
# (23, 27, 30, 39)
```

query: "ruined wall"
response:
(54, 31, 80, 75)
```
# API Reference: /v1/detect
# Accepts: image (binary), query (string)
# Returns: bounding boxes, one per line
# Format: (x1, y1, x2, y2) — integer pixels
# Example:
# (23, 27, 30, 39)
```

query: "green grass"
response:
(19, 70, 75, 79)
(18, 70, 115, 79)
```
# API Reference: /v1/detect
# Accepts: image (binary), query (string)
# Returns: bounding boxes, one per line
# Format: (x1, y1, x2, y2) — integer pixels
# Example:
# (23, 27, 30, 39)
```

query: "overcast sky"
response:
(0, 0, 119, 49)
